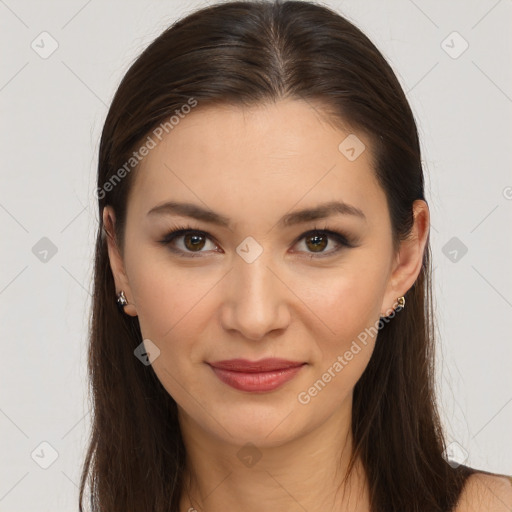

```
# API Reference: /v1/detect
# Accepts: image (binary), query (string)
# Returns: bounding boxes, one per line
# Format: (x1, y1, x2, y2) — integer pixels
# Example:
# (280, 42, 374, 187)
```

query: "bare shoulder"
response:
(454, 471, 512, 512)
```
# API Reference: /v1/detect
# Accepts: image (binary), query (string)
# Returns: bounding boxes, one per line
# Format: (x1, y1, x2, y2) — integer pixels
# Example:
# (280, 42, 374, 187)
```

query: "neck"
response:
(177, 398, 370, 512)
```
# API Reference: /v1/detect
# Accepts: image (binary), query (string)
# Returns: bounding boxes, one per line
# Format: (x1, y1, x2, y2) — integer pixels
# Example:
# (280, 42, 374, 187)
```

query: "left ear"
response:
(380, 199, 430, 316)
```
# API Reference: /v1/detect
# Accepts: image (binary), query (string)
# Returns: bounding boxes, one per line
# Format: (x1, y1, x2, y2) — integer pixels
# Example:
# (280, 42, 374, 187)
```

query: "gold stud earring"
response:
(395, 295, 405, 313)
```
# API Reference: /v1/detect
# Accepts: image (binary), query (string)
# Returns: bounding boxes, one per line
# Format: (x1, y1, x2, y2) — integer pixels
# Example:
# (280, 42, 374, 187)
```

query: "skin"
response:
(103, 98, 431, 512)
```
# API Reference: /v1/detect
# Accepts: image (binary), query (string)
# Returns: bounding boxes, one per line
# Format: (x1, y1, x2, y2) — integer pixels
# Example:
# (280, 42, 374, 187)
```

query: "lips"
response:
(208, 358, 305, 372)
(207, 358, 306, 392)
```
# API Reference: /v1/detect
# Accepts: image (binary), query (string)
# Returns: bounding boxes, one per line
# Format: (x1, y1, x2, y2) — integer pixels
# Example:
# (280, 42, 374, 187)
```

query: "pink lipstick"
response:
(208, 358, 306, 392)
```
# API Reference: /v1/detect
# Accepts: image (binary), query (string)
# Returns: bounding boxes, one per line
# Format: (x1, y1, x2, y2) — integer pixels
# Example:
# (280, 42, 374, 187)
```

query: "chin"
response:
(201, 400, 305, 447)
(221, 422, 301, 449)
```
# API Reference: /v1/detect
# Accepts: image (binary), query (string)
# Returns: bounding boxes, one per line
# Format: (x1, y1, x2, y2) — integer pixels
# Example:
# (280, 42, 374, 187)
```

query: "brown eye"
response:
(292, 228, 352, 257)
(305, 233, 328, 252)
(159, 227, 219, 258)
(159, 226, 356, 259)
(183, 233, 207, 251)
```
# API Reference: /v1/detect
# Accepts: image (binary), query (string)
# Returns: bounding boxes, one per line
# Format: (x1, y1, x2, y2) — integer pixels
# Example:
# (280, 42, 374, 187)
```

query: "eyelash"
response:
(158, 224, 358, 259)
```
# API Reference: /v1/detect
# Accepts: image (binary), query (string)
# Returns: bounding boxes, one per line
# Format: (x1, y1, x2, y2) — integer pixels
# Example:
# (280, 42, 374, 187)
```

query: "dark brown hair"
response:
(80, 1, 478, 510)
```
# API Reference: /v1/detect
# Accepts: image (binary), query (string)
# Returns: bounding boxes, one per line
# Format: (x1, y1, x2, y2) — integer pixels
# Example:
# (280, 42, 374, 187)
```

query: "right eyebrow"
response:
(146, 199, 367, 229)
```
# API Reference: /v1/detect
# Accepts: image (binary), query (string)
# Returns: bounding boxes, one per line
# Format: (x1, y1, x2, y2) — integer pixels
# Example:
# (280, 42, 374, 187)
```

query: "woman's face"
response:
(104, 98, 428, 447)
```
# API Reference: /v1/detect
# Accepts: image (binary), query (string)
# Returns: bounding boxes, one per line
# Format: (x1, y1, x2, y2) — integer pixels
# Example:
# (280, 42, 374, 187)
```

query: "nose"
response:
(219, 250, 291, 341)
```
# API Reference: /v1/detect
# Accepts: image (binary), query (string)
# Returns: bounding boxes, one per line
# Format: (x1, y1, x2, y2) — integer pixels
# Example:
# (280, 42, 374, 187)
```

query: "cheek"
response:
(126, 250, 217, 341)
(306, 262, 385, 339)
(304, 268, 385, 386)
(128, 263, 211, 401)
(127, 260, 223, 401)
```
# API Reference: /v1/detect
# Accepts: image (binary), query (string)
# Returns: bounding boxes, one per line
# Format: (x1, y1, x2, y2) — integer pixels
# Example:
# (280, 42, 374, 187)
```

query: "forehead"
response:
(128, 99, 386, 226)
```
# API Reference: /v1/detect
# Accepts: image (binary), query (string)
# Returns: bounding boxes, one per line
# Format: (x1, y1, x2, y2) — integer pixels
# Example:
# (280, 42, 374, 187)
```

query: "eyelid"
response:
(158, 225, 221, 258)
(158, 224, 358, 258)
(291, 227, 355, 247)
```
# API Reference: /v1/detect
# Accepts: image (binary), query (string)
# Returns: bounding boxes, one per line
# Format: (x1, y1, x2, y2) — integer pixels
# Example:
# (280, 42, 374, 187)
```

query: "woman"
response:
(80, 1, 512, 510)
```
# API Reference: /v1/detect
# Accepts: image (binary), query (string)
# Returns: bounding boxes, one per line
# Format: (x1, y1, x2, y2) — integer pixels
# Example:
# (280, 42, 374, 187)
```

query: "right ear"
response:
(102, 206, 138, 317)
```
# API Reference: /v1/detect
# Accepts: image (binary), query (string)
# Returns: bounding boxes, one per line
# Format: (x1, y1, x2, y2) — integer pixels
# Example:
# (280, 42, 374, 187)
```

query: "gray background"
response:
(1, 0, 511, 510)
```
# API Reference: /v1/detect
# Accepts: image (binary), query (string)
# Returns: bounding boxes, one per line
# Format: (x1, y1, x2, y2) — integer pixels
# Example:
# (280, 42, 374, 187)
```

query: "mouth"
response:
(207, 358, 307, 392)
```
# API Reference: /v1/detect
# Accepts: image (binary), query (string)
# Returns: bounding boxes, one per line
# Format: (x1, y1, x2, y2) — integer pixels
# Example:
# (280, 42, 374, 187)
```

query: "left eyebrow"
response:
(279, 200, 366, 227)
(146, 200, 367, 229)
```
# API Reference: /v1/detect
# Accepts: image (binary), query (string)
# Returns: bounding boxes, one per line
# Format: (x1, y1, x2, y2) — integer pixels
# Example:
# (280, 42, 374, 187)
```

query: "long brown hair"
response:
(80, 1, 477, 510)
